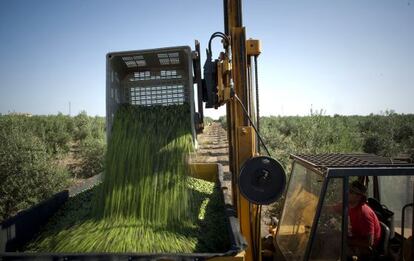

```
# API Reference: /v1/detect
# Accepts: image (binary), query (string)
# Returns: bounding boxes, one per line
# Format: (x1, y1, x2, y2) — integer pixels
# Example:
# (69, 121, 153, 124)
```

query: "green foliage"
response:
(218, 115, 227, 130)
(0, 125, 69, 221)
(0, 113, 106, 176)
(73, 111, 91, 141)
(29, 114, 73, 154)
(73, 115, 106, 178)
(260, 112, 414, 170)
(357, 112, 414, 156)
(362, 134, 384, 154)
(76, 136, 106, 178)
(0, 112, 106, 221)
(203, 116, 214, 125)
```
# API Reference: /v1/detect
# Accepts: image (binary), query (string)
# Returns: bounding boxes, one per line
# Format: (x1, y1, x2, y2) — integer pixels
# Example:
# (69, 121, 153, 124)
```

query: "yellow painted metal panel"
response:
(246, 39, 261, 56)
(189, 163, 218, 182)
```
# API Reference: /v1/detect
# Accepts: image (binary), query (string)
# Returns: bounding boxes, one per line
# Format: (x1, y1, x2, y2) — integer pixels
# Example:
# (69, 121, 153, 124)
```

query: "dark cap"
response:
(350, 181, 367, 196)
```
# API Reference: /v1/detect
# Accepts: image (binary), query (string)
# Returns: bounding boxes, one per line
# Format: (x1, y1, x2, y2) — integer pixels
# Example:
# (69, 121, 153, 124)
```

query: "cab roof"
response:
(290, 153, 414, 175)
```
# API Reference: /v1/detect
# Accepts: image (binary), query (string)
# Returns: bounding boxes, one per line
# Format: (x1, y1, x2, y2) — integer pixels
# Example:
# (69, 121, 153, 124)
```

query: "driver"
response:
(347, 181, 382, 259)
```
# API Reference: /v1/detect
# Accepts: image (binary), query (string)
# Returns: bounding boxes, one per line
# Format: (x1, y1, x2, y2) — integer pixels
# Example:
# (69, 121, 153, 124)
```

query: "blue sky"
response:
(0, 0, 413, 118)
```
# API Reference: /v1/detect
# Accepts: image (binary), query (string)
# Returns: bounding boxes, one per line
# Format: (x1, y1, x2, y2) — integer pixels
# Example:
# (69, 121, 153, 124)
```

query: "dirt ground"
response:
(193, 122, 272, 237)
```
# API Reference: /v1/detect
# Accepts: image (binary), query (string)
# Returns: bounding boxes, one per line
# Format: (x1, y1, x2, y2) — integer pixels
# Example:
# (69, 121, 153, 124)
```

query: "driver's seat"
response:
(376, 221, 390, 258)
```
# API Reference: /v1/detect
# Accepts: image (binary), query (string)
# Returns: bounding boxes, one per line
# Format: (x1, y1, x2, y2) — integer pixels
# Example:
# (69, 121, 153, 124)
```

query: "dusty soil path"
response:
(192, 122, 233, 205)
(193, 122, 271, 237)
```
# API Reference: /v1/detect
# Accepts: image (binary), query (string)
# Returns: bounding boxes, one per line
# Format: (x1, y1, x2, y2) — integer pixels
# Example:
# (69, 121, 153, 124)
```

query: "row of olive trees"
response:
(219, 112, 414, 217)
(0, 113, 106, 222)
(218, 111, 414, 169)
(259, 111, 414, 169)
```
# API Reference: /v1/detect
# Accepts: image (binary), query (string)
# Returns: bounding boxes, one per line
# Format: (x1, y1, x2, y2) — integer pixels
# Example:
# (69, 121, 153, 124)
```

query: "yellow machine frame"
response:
(223, 1, 261, 260)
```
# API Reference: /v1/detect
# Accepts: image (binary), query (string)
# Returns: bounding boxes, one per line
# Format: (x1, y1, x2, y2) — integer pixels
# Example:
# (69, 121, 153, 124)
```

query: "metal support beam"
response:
(237, 126, 256, 261)
(228, 13, 249, 210)
(224, 1, 258, 260)
(224, 0, 246, 200)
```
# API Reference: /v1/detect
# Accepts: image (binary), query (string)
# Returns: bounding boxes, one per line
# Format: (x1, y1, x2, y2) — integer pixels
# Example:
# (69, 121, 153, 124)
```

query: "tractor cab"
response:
(274, 153, 414, 261)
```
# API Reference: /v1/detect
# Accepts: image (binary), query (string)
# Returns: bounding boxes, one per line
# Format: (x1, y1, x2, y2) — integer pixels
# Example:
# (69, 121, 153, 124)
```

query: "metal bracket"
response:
(246, 39, 261, 56)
